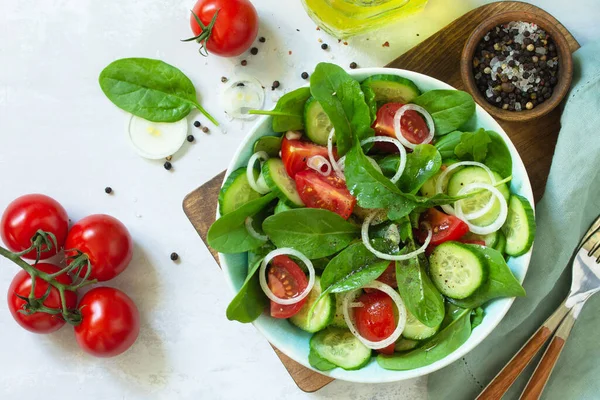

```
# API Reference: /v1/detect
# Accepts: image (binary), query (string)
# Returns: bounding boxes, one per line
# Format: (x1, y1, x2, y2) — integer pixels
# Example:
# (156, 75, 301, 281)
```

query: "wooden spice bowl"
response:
(461, 11, 573, 122)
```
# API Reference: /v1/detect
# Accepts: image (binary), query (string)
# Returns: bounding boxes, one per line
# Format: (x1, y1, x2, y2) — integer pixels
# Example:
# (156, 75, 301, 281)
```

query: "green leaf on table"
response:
(207, 192, 277, 253)
(310, 63, 373, 155)
(450, 245, 525, 309)
(412, 89, 475, 136)
(99, 58, 216, 124)
(262, 208, 360, 259)
(454, 128, 491, 163)
(249, 87, 312, 132)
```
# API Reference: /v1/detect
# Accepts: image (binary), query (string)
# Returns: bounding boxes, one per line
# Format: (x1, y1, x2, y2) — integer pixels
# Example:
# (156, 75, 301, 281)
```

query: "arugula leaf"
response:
(207, 192, 277, 253)
(395, 243, 445, 328)
(309, 348, 336, 371)
(377, 308, 472, 370)
(262, 208, 360, 259)
(225, 243, 274, 323)
(412, 90, 475, 135)
(310, 63, 373, 155)
(249, 87, 311, 132)
(449, 245, 525, 309)
(454, 128, 492, 163)
(484, 130, 513, 178)
(99, 58, 217, 124)
(397, 144, 442, 194)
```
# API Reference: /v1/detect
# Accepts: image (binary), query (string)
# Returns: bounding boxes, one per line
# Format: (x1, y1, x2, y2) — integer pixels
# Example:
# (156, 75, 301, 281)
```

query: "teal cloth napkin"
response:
(428, 41, 600, 400)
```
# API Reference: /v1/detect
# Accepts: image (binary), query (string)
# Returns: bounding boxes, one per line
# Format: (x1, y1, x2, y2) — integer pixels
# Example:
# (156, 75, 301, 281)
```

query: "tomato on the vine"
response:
(1, 194, 68, 260)
(7, 263, 77, 334)
(74, 287, 140, 358)
(188, 0, 259, 57)
(354, 291, 397, 355)
(267, 255, 308, 319)
(65, 214, 133, 282)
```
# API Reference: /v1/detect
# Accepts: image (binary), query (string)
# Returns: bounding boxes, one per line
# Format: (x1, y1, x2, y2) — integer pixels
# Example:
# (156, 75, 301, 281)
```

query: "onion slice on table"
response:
(126, 114, 188, 159)
(244, 216, 268, 241)
(393, 104, 435, 150)
(454, 183, 508, 235)
(258, 248, 316, 305)
(307, 155, 332, 176)
(342, 281, 407, 350)
(362, 211, 432, 261)
(246, 151, 271, 194)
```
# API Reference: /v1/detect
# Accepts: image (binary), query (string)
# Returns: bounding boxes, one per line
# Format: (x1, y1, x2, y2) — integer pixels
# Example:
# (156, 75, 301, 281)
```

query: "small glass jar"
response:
(301, 0, 429, 39)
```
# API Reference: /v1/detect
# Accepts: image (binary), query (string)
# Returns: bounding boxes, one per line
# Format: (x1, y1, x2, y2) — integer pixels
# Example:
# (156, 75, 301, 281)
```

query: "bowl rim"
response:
(460, 10, 573, 122)
(217, 67, 535, 383)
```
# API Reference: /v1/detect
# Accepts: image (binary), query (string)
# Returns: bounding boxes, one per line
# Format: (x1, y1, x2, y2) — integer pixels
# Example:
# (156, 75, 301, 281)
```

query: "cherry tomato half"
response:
(281, 138, 335, 179)
(1, 194, 68, 260)
(354, 291, 397, 355)
(417, 208, 469, 246)
(295, 170, 356, 220)
(267, 255, 308, 319)
(74, 287, 140, 358)
(372, 103, 432, 152)
(65, 215, 133, 282)
(376, 262, 397, 288)
(190, 0, 259, 57)
(7, 263, 77, 334)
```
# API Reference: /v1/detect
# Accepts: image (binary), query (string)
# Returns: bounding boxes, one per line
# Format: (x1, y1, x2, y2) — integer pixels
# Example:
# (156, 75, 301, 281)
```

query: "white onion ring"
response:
(362, 211, 432, 260)
(259, 248, 316, 305)
(245, 216, 268, 241)
(349, 302, 364, 308)
(455, 183, 508, 235)
(286, 130, 302, 140)
(307, 155, 332, 176)
(327, 128, 345, 180)
(247, 151, 271, 194)
(393, 104, 435, 150)
(343, 281, 407, 350)
(360, 136, 406, 183)
(435, 161, 496, 216)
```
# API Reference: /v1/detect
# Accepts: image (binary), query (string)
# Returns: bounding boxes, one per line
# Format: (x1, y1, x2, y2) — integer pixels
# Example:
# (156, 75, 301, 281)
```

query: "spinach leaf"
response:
(377, 308, 472, 370)
(310, 63, 373, 155)
(225, 243, 274, 323)
(207, 192, 277, 253)
(397, 144, 442, 194)
(249, 87, 311, 132)
(483, 130, 512, 178)
(320, 241, 391, 296)
(471, 307, 485, 329)
(309, 348, 336, 371)
(454, 128, 491, 162)
(412, 90, 475, 135)
(434, 131, 462, 160)
(450, 245, 525, 309)
(362, 85, 378, 123)
(99, 58, 217, 125)
(395, 243, 445, 328)
(262, 208, 360, 259)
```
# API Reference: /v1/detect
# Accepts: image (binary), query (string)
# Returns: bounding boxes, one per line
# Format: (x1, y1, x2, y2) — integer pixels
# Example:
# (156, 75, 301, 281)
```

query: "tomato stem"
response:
(181, 9, 220, 58)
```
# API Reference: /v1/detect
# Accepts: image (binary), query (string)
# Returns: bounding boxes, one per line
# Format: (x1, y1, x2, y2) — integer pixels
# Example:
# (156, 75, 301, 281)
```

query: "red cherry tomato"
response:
(281, 138, 335, 179)
(74, 287, 140, 358)
(267, 255, 308, 319)
(417, 208, 469, 246)
(1, 194, 68, 260)
(295, 170, 356, 220)
(376, 262, 397, 288)
(7, 263, 77, 334)
(65, 215, 133, 282)
(189, 0, 259, 57)
(354, 291, 397, 355)
(372, 103, 432, 152)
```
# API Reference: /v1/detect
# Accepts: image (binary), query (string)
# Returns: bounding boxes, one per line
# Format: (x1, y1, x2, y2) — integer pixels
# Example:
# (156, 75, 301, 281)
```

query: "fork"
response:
(477, 215, 600, 400)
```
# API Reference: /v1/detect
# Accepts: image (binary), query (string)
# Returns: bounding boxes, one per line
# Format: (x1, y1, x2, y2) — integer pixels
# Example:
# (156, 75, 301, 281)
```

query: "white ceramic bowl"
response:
(217, 68, 534, 383)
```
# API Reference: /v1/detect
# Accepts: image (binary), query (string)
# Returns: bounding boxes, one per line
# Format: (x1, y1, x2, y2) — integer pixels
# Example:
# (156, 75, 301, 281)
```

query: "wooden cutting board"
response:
(183, 1, 579, 393)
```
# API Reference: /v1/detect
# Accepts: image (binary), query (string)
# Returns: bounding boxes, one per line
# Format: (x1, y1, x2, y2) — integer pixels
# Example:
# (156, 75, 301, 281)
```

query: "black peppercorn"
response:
(220, 76, 228, 83)
(321, 43, 328, 50)
(241, 60, 247, 66)
(170, 252, 179, 261)
(301, 72, 309, 79)
(349, 62, 357, 69)
(104, 187, 113, 194)
(164, 161, 172, 170)
(259, 37, 266, 43)
(187, 135, 195, 142)
(202, 126, 209, 133)
(193, 121, 201, 128)
(250, 47, 258, 55)
(272, 80, 280, 89)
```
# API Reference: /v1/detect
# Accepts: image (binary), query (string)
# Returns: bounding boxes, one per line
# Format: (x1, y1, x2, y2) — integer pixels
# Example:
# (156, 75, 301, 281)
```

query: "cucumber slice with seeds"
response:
(218, 168, 262, 215)
(430, 242, 487, 299)
(402, 309, 440, 340)
(253, 136, 282, 158)
(310, 327, 372, 370)
(330, 291, 360, 328)
(502, 195, 535, 256)
(304, 97, 333, 146)
(261, 158, 305, 207)
(419, 159, 459, 198)
(361, 75, 421, 104)
(395, 338, 420, 352)
(290, 276, 335, 333)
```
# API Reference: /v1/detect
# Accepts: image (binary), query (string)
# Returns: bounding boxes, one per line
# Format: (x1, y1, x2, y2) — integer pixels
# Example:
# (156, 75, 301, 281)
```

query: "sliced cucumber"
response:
(310, 327, 372, 370)
(447, 167, 509, 226)
(419, 159, 459, 198)
(218, 168, 262, 215)
(304, 97, 333, 146)
(429, 242, 487, 299)
(361, 75, 421, 104)
(463, 231, 499, 248)
(502, 195, 536, 256)
(253, 135, 282, 158)
(494, 230, 507, 254)
(395, 338, 420, 352)
(330, 292, 358, 328)
(274, 199, 294, 214)
(290, 276, 335, 333)
(261, 158, 305, 207)
(402, 309, 440, 340)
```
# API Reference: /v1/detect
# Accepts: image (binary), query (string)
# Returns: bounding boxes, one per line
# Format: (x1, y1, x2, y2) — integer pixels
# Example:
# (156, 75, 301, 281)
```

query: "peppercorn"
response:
(241, 60, 247, 66)
(221, 76, 228, 83)
(164, 161, 172, 170)
(272, 80, 280, 90)
(193, 121, 201, 128)
(259, 37, 266, 43)
(527, 44, 535, 52)
(202, 126, 209, 133)
(349, 62, 357, 69)
(250, 47, 258, 55)
(525, 101, 534, 110)
(300, 72, 309, 80)
(321, 43, 328, 50)
(104, 187, 113, 194)
(170, 252, 179, 261)
(187, 135, 195, 142)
